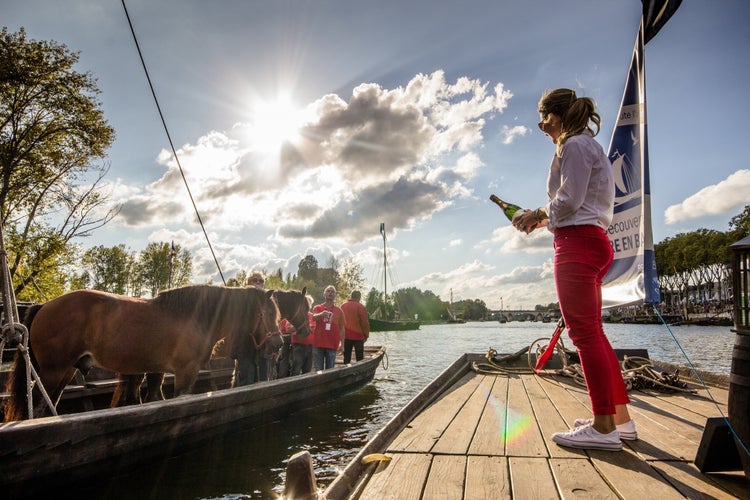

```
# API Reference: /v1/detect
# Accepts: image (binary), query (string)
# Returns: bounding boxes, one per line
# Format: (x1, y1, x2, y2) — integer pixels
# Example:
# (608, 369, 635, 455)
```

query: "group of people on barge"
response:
(232, 272, 370, 386)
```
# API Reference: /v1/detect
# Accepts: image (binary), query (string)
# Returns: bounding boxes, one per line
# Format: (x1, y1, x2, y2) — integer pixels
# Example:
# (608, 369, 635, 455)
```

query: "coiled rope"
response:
(472, 337, 695, 394)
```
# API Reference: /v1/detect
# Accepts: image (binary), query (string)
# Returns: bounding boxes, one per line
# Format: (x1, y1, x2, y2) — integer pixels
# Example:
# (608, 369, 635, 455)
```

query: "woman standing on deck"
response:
(512, 88, 637, 451)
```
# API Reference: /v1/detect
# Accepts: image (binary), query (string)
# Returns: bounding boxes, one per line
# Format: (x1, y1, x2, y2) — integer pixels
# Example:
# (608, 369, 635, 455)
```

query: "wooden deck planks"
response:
(521, 374, 582, 460)
(467, 375, 509, 456)
(423, 455, 465, 499)
(431, 376, 493, 455)
(650, 460, 746, 500)
(588, 448, 689, 499)
(508, 457, 558, 499)
(344, 356, 747, 500)
(388, 372, 482, 453)
(357, 453, 431, 500)
(504, 375, 549, 458)
(464, 456, 511, 500)
(549, 457, 618, 499)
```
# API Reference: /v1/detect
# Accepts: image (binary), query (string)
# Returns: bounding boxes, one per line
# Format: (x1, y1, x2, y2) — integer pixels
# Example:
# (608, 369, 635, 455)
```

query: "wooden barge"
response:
(0, 346, 385, 496)
(318, 351, 748, 499)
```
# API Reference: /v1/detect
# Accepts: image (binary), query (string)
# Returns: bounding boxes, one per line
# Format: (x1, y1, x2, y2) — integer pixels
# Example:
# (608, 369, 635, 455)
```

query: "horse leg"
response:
(34, 367, 76, 417)
(74, 354, 95, 377)
(111, 374, 145, 407)
(172, 365, 201, 397)
(143, 373, 165, 402)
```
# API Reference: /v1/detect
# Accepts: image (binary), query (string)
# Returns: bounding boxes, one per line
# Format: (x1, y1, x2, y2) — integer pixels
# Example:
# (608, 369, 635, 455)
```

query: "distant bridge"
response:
(487, 309, 561, 323)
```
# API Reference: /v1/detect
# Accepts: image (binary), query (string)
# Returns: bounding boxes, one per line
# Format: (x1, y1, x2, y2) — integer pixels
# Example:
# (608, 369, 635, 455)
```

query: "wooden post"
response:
(284, 450, 317, 499)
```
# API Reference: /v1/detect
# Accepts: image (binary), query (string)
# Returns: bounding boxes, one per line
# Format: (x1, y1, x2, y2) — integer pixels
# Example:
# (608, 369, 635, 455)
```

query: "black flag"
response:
(642, 0, 682, 44)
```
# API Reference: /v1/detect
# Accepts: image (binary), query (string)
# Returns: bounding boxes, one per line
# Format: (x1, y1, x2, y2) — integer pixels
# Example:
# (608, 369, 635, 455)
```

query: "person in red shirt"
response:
(290, 295, 316, 375)
(311, 285, 346, 370)
(340, 290, 370, 364)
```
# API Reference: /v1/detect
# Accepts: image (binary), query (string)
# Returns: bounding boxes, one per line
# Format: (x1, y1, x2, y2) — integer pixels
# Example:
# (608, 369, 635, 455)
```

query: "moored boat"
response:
(0, 346, 386, 496)
(369, 223, 420, 332)
(368, 318, 421, 332)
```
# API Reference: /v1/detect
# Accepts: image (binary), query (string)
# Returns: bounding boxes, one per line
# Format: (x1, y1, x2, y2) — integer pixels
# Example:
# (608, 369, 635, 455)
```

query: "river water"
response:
(78, 321, 736, 499)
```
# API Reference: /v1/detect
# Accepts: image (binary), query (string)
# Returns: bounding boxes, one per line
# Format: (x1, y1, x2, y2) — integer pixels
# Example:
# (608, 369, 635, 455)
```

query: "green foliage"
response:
(728, 204, 750, 240)
(79, 244, 133, 294)
(135, 242, 192, 297)
(1, 28, 117, 298)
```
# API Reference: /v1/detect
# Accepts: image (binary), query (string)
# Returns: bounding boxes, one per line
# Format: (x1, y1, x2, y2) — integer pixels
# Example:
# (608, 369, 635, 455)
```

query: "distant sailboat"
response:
(446, 289, 465, 324)
(368, 223, 420, 332)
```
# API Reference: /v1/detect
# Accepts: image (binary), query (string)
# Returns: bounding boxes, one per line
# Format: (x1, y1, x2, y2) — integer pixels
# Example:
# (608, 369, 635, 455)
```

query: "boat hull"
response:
(368, 318, 420, 332)
(0, 346, 385, 494)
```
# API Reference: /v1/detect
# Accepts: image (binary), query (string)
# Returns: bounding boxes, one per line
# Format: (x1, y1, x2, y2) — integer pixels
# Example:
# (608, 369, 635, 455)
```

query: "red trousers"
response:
(554, 225, 629, 415)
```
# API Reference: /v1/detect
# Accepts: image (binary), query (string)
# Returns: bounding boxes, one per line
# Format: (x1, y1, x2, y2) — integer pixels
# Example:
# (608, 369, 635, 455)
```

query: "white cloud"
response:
(499, 125, 531, 145)
(109, 70, 513, 247)
(664, 169, 750, 224)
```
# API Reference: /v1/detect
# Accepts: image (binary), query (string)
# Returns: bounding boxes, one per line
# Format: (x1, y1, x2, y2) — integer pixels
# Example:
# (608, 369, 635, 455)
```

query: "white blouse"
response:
(545, 132, 614, 231)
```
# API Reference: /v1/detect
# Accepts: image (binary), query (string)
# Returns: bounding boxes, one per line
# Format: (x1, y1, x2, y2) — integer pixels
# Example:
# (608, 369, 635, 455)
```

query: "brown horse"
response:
(110, 287, 311, 406)
(3, 285, 279, 421)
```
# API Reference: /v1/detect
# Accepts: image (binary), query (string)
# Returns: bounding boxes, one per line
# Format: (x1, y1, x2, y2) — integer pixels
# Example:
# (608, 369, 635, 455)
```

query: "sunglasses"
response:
(538, 111, 549, 131)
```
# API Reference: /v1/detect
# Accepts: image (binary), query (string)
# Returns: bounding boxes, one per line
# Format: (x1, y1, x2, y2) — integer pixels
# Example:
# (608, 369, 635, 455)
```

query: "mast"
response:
(380, 223, 387, 319)
(382, 223, 387, 299)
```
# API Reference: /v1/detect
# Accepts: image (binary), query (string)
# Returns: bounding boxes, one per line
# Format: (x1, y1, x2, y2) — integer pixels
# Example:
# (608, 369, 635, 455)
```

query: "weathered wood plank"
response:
(521, 374, 582, 460)
(505, 376, 548, 458)
(550, 372, 716, 461)
(422, 455, 465, 499)
(649, 460, 743, 500)
(324, 353, 744, 500)
(464, 456, 510, 500)
(467, 375, 509, 456)
(588, 448, 686, 499)
(388, 372, 483, 453)
(508, 457, 558, 499)
(549, 457, 618, 499)
(533, 374, 590, 433)
(431, 375, 493, 455)
(357, 453, 431, 500)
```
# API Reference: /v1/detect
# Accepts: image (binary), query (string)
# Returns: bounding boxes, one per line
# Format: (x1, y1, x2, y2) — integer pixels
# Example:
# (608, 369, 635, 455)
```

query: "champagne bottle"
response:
(489, 194, 522, 222)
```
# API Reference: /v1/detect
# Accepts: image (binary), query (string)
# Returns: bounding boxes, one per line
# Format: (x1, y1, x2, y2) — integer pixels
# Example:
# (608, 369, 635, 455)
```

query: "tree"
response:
(79, 244, 134, 294)
(135, 242, 192, 297)
(1, 28, 117, 298)
(297, 255, 319, 281)
(226, 270, 248, 288)
(336, 258, 365, 301)
(728, 204, 750, 240)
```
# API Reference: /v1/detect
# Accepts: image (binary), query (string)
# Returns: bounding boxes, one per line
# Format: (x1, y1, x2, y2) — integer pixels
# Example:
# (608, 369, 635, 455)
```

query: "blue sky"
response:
(5, 1, 749, 309)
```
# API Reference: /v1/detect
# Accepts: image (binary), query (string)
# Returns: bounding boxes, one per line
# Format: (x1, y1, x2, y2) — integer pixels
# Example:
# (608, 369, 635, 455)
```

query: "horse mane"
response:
(152, 285, 274, 336)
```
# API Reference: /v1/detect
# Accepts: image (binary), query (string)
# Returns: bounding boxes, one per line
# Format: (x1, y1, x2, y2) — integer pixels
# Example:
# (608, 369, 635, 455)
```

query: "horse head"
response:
(251, 288, 280, 342)
(272, 287, 311, 338)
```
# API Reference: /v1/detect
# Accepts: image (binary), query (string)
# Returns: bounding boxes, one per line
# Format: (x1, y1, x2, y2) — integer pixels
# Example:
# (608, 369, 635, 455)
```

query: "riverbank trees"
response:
(655, 204, 749, 316)
(1, 28, 117, 302)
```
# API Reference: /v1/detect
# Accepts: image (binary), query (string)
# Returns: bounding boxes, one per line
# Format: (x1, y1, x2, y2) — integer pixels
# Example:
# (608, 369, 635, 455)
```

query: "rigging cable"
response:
(120, 0, 226, 285)
(652, 304, 750, 459)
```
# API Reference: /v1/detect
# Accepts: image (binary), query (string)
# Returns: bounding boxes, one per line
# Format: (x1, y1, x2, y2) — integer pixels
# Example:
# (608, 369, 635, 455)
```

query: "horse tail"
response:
(3, 304, 43, 422)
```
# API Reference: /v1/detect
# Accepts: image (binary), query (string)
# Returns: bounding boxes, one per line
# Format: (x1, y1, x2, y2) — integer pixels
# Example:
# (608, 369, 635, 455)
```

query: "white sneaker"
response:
(573, 418, 638, 441)
(552, 423, 622, 451)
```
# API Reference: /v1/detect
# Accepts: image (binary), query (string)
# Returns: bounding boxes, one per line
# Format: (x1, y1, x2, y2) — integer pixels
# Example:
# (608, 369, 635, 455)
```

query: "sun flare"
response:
(247, 94, 308, 153)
